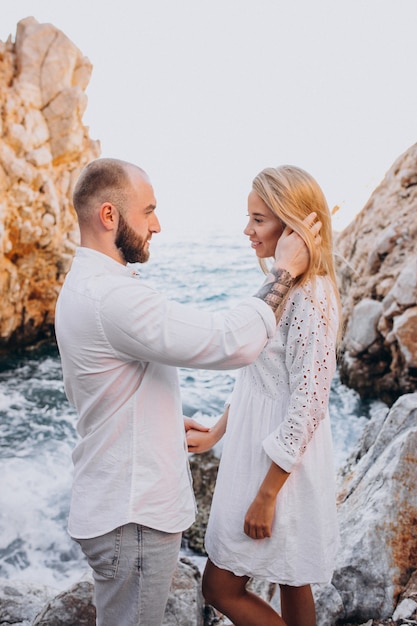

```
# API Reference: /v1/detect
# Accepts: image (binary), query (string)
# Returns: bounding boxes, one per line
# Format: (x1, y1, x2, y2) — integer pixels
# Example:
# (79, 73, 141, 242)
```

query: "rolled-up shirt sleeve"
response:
(262, 282, 338, 473)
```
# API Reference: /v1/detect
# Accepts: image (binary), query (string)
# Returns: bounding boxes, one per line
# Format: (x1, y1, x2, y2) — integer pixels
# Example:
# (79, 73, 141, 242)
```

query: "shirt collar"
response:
(75, 247, 142, 279)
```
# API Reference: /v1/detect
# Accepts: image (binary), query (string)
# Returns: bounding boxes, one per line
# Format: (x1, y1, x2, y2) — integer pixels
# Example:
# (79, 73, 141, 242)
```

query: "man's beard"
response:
(115, 212, 150, 264)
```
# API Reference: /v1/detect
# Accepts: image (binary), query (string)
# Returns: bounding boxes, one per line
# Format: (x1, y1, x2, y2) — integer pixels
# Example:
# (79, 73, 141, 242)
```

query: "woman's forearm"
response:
(244, 462, 290, 539)
(257, 461, 290, 500)
(210, 406, 229, 442)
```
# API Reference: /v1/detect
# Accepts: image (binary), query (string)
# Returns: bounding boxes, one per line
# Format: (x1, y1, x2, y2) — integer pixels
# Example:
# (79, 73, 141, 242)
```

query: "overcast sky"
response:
(2, 0, 417, 238)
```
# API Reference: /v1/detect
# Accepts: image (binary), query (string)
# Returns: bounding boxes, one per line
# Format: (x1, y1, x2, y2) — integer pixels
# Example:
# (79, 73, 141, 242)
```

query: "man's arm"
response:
(254, 213, 321, 321)
(254, 267, 294, 319)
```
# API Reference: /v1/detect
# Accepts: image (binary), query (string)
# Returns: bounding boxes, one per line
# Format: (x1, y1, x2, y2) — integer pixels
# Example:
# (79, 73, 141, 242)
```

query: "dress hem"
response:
(207, 554, 334, 587)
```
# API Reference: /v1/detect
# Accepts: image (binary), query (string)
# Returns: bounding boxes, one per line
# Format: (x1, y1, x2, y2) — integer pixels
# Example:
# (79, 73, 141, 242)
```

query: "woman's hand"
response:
(244, 492, 276, 539)
(243, 462, 290, 540)
(184, 418, 212, 453)
(186, 427, 215, 453)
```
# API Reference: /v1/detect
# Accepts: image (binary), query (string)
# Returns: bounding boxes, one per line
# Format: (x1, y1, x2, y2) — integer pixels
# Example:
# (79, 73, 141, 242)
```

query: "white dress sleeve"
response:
(262, 278, 339, 473)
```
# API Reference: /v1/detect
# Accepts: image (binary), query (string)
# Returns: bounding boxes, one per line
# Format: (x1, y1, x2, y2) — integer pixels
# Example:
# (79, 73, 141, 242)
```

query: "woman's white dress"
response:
(205, 277, 340, 586)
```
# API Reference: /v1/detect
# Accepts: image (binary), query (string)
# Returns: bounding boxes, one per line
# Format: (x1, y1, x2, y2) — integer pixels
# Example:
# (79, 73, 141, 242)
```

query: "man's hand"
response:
(184, 417, 210, 433)
(274, 212, 321, 278)
(253, 212, 321, 320)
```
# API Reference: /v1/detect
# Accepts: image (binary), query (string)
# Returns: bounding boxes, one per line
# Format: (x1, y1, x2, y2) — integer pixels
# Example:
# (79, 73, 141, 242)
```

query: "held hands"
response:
(184, 417, 212, 453)
(186, 408, 229, 453)
(274, 212, 321, 278)
(186, 427, 216, 453)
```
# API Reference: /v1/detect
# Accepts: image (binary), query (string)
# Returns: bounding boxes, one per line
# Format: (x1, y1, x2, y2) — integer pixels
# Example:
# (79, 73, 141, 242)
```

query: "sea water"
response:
(0, 233, 385, 590)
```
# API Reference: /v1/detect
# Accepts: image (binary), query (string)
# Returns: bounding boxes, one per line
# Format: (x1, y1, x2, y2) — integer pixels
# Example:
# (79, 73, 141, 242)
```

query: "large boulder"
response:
(1, 558, 204, 626)
(33, 580, 95, 625)
(0, 579, 56, 626)
(336, 143, 417, 404)
(314, 393, 417, 625)
(0, 17, 100, 355)
(164, 558, 204, 626)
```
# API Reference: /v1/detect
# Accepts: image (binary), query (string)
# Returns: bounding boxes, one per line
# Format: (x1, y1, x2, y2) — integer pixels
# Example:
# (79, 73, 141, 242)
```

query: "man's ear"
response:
(99, 203, 118, 231)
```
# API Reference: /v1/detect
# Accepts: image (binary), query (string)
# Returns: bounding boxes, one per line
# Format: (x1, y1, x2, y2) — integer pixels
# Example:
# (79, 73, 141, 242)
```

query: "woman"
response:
(187, 165, 341, 626)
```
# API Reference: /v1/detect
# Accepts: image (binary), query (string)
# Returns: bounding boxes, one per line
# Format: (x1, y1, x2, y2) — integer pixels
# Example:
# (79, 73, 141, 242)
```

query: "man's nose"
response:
(151, 213, 161, 233)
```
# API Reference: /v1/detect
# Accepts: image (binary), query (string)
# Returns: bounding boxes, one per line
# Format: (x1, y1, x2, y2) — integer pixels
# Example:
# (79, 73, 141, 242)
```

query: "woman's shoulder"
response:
(283, 276, 339, 326)
(290, 275, 335, 302)
(277, 278, 339, 342)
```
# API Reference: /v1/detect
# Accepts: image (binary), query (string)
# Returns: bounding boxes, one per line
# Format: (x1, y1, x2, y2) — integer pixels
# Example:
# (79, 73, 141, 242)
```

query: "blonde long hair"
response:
(252, 165, 341, 337)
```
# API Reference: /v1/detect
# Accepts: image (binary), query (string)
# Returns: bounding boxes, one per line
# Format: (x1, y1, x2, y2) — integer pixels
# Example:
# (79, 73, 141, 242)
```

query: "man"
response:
(55, 158, 319, 625)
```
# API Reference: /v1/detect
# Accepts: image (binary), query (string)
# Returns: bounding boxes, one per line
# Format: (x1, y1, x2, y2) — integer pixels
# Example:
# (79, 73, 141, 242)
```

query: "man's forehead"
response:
(128, 171, 156, 205)
(125, 163, 147, 180)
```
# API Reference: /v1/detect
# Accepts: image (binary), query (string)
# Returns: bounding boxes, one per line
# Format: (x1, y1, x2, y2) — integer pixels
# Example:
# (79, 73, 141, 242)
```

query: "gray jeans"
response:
(74, 523, 182, 626)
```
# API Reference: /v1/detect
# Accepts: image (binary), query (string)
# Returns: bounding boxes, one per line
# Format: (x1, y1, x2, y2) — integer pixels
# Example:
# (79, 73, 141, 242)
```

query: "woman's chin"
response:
(256, 250, 273, 260)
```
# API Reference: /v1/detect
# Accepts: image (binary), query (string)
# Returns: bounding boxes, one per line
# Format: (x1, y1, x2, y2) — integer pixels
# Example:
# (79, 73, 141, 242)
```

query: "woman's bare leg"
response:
(280, 584, 316, 626)
(202, 559, 286, 626)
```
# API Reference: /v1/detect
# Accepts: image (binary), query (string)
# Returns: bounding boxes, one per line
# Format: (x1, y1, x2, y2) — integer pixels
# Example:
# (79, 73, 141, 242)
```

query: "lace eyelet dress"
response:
(204, 276, 340, 586)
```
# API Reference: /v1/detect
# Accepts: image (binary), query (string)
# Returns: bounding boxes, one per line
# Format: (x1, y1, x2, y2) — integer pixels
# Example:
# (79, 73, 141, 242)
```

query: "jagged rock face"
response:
(314, 393, 417, 625)
(0, 17, 100, 354)
(336, 143, 417, 404)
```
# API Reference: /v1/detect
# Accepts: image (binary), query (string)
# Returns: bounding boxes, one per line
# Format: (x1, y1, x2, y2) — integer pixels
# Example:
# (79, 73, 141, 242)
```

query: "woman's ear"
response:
(99, 203, 118, 231)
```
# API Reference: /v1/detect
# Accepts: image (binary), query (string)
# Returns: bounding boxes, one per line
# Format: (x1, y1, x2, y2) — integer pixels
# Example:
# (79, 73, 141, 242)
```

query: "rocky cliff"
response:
(0, 17, 100, 354)
(336, 145, 417, 405)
